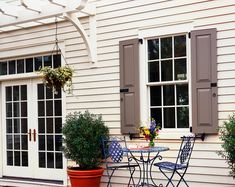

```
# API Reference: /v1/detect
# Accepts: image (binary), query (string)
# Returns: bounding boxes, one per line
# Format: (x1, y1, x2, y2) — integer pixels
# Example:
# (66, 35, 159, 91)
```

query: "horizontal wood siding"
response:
(0, 0, 234, 186)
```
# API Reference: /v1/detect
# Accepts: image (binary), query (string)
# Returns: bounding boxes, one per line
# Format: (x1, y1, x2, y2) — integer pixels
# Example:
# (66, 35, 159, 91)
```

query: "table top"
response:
(123, 146, 169, 153)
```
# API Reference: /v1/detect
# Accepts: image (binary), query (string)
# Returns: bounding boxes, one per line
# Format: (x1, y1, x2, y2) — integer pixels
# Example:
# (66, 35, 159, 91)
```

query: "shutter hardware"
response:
(190, 127, 206, 141)
(129, 132, 142, 140)
(188, 32, 191, 38)
(138, 38, 143, 44)
(120, 88, 129, 93)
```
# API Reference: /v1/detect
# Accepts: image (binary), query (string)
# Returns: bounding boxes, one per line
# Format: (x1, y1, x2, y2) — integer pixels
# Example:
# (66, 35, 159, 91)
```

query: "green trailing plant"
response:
(39, 66, 73, 93)
(62, 111, 109, 170)
(218, 113, 235, 178)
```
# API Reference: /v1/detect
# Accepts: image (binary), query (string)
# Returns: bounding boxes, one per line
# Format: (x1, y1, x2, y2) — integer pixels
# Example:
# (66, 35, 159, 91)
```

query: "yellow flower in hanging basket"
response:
(39, 65, 74, 93)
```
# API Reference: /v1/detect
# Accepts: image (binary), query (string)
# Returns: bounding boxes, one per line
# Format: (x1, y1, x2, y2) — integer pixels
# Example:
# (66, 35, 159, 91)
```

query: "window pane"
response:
(21, 102, 27, 117)
(17, 59, 24, 74)
(21, 119, 27, 133)
(39, 135, 45, 150)
(150, 86, 161, 106)
(161, 37, 172, 59)
(177, 84, 188, 105)
(21, 135, 28, 150)
(34, 56, 42, 71)
(26, 58, 33, 73)
(54, 100, 62, 116)
(163, 85, 175, 105)
(7, 119, 12, 133)
(0, 62, 8, 75)
(47, 152, 54, 168)
(54, 88, 61, 99)
(53, 54, 61, 68)
(164, 108, 175, 128)
(161, 60, 172, 81)
(39, 152, 46, 168)
(46, 101, 53, 116)
(148, 39, 159, 60)
(6, 103, 12, 117)
(175, 58, 187, 80)
(13, 86, 19, 101)
(13, 103, 20, 117)
(14, 135, 20, 149)
(150, 108, 162, 128)
(22, 151, 28, 166)
(7, 151, 13, 166)
(177, 107, 189, 128)
(47, 135, 54, 151)
(44, 56, 52, 67)
(148, 61, 159, 82)
(46, 118, 53, 133)
(55, 135, 62, 151)
(37, 84, 45, 100)
(9, 60, 16, 74)
(174, 35, 186, 57)
(14, 119, 20, 133)
(38, 101, 45, 116)
(6, 87, 12, 101)
(55, 118, 62, 133)
(46, 87, 53, 99)
(38, 118, 45, 133)
(7, 135, 13, 149)
(56, 153, 63, 169)
(14, 151, 21, 166)
(21, 85, 27, 100)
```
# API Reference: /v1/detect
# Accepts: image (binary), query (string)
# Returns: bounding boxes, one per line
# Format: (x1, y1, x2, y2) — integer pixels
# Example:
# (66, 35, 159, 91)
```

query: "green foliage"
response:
(62, 111, 109, 170)
(218, 114, 235, 178)
(39, 66, 73, 93)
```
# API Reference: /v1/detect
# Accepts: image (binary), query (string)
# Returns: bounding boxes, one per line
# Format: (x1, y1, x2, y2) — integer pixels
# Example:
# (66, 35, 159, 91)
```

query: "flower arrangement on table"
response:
(139, 119, 160, 147)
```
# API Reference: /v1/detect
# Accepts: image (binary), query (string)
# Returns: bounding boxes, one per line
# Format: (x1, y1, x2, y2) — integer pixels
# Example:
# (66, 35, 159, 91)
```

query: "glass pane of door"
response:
(37, 84, 63, 169)
(5, 85, 28, 167)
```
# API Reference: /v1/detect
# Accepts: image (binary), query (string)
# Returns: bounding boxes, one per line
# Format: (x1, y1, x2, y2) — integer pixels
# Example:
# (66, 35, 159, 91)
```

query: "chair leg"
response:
(159, 168, 176, 187)
(127, 167, 136, 187)
(107, 169, 116, 187)
(175, 169, 188, 187)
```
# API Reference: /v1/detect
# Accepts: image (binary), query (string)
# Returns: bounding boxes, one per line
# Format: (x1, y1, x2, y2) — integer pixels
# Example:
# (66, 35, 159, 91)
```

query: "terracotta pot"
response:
(67, 167, 104, 187)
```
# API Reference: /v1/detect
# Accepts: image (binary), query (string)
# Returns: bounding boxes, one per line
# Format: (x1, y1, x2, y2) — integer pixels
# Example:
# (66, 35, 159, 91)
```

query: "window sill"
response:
(158, 129, 193, 140)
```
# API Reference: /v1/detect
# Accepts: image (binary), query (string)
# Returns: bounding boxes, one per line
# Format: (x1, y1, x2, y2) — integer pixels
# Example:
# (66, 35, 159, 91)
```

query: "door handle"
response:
(28, 129, 32, 142)
(33, 129, 37, 142)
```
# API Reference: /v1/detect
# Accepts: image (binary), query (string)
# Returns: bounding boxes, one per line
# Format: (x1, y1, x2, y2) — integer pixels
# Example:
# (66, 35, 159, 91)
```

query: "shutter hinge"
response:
(188, 32, 191, 38)
(138, 38, 143, 44)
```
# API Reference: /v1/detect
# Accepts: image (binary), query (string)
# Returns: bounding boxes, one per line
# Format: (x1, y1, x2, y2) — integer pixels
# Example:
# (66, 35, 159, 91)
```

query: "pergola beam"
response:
(0, 0, 90, 28)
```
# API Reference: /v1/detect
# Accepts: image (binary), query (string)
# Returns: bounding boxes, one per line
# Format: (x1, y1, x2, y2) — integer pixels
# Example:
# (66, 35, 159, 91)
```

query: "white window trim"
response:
(138, 21, 194, 139)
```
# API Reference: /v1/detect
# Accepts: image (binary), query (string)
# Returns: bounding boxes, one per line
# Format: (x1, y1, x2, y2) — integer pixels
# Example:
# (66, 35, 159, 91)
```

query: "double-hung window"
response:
(147, 34, 189, 129)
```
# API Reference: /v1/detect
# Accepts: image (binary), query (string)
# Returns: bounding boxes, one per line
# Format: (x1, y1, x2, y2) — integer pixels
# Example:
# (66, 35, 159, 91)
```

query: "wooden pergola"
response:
(0, 0, 97, 63)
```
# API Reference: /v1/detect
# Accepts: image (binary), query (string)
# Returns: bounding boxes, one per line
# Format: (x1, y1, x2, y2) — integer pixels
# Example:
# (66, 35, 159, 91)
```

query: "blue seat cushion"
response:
(154, 162, 187, 170)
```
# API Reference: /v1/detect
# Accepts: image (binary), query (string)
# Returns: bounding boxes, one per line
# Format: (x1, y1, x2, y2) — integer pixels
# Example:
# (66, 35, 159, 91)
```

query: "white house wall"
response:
(0, 0, 235, 186)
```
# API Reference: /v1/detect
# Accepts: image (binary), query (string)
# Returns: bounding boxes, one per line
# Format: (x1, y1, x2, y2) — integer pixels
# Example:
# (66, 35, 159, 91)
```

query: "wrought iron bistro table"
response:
(123, 146, 169, 187)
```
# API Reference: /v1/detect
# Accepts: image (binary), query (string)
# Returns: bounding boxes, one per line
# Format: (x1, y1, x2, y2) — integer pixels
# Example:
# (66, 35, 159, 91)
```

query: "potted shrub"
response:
(218, 113, 235, 179)
(39, 65, 73, 93)
(62, 111, 109, 187)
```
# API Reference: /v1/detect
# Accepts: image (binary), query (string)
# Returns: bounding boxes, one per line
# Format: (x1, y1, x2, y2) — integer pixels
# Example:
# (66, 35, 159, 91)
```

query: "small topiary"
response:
(62, 111, 109, 170)
(218, 113, 235, 178)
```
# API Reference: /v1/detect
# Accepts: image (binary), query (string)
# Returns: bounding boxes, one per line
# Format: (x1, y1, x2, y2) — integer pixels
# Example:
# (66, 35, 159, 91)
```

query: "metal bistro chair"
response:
(154, 136, 196, 187)
(101, 136, 139, 187)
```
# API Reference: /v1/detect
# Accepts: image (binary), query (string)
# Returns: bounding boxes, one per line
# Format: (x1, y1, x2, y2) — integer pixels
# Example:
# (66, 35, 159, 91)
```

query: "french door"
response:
(1, 79, 66, 181)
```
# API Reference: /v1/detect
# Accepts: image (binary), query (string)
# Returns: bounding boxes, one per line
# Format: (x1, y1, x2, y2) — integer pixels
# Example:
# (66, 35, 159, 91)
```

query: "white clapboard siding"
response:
(0, 0, 235, 186)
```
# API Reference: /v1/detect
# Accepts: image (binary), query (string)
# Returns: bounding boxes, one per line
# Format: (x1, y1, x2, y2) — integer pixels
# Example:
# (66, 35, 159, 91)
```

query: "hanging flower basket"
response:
(39, 65, 74, 93)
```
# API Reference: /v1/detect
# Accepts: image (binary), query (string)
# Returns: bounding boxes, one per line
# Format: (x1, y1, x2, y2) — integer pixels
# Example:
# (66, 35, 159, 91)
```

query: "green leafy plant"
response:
(62, 111, 109, 170)
(218, 113, 235, 178)
(39, 66, 73, 93)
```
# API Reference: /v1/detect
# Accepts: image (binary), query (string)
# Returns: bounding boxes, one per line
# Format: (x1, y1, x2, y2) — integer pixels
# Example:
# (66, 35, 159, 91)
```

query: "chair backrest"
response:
(101, 136, 127, 163)
(176, 136, 196, 166)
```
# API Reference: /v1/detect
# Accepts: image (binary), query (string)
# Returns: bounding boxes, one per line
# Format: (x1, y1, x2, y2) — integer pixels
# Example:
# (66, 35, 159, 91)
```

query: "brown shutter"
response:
(119, 39, 140, 134)
(191, 28, 218, 134)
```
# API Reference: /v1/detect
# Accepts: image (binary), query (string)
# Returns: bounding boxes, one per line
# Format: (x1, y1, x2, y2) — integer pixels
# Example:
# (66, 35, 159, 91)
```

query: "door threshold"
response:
(0, 176, 65, 187)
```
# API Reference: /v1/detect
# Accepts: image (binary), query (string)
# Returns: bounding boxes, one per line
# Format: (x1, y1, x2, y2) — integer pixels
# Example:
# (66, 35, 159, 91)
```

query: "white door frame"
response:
(0, 78, 67, 185)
